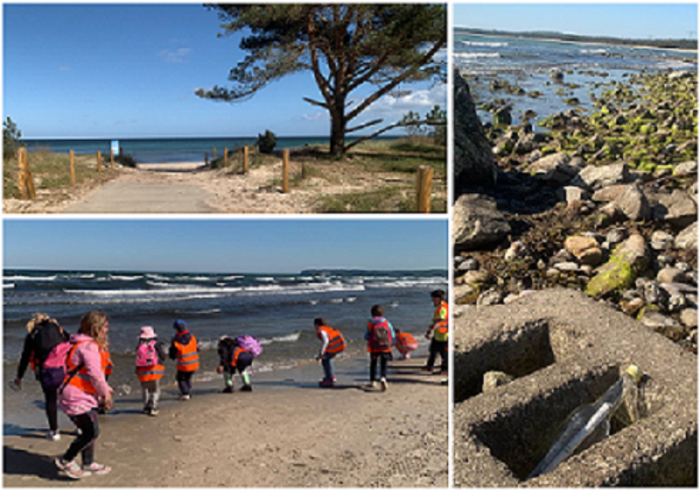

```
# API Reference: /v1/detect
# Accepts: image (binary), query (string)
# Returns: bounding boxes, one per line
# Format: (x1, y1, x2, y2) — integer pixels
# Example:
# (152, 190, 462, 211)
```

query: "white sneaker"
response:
(47, 431, 60, 441)
(380, 378, 389, 392)
(180, 394, 191, 401)
(364, 381, 378, 389)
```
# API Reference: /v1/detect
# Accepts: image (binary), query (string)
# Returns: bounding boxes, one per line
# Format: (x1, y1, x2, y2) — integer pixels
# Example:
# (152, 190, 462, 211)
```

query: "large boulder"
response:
(613, 183, 651, 221)
(574, 162, 633, 190)
(454, 194, 511, 250)
(675, 222, 698, 251)
(527, 152, 580, 185)
(454, 70, 497, 189)
(653, 189, 697, 228)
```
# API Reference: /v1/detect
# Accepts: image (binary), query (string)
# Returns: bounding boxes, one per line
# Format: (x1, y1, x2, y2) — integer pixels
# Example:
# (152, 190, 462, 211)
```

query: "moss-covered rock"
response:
(585, 234, 649, 299)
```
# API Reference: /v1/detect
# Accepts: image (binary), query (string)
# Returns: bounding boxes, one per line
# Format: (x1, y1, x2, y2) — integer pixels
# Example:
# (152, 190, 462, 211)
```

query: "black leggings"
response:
(41, 383, 59, 432)
(176, 370, 194, 395)
(64, 410, 99, 465)
(427, 338, 448, 372)
(370, 353, 390, 381)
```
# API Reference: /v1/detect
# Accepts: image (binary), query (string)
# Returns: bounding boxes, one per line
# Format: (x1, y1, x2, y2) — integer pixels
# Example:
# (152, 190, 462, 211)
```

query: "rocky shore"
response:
(454, 69, 698, 353)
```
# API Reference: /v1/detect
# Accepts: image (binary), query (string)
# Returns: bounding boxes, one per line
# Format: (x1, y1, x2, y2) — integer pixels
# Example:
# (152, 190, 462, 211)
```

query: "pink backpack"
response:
(136, 340, 158, 367)
(40, 341, 82, 390)
(237, 336, 262, 358)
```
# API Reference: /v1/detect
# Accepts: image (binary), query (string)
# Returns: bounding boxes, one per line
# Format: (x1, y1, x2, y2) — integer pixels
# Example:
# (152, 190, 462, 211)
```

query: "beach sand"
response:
(3, 355, 448, 487)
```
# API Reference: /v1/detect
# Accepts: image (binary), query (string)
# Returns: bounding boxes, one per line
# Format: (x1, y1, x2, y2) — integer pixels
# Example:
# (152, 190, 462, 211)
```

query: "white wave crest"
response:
(223, 275, 244, 280)
(110, 275, 143, 281)
(260, 331, 302, 345)
(462, 41, 508, 47)
(4, 275, 57, 281)
(3, 283, 15, 289)
(581, 49, 607, 54)
(455, 52, 501, 59)
(255, 277, 276, 282)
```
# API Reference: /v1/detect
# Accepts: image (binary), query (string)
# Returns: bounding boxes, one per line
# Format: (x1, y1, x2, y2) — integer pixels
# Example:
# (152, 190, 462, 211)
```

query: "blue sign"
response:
(111, 140, 119, 155)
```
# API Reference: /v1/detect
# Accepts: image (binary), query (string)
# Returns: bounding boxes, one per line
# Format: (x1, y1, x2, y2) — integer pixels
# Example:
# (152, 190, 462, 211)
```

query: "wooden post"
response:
(224, 147, 228, 167)
(17, 147, 27, 199)
(24, 150, 36, 199)
(97, 151, 102, 172)
(70, 150, 76, 184)
(282, 149, 290, 193)
(416, 165, 433, 213)
(243, 146, 249, 174)
(212, 148, 216, 161)
(110, 148, 115, 168)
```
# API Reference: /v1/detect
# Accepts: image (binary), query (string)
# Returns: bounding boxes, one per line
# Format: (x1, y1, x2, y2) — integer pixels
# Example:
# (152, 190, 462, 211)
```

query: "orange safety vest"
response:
(317, 326, 346, 354)
(433, 301, 449, 342)
(231, 347, 251, 367)
(136, 364, 164, 383)
(66, 340, 108, 395)
(174, 334, 199, 372)
(398, 332, 418, 350)
(101, 348, 114, 376)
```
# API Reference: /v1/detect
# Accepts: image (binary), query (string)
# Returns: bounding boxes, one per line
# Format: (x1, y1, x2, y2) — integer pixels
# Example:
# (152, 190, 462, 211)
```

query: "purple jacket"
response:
(58, 334, 111, 416)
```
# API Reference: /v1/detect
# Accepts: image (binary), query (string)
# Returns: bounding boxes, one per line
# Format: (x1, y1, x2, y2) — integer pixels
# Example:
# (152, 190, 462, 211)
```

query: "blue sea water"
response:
(19, 136, 399, 164)
(3, 268, 447, 380)
(454, 32, 697, 127)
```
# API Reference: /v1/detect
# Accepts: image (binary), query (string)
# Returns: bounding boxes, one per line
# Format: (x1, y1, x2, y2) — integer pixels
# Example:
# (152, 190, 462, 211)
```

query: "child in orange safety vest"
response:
(365, 305, 395, 391)
(169, 319, 199, 401)
(216, 336, 254, 393)
(314, 318, 346, 388)
(423, 289, 448, 375)
(135, 326, 166, 416)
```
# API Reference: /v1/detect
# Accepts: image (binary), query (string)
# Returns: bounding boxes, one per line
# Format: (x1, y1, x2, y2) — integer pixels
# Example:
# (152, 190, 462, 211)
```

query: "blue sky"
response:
(454, 4, 698, 40)
(3, 4, 446, 139)
(4, 219, 448, 273)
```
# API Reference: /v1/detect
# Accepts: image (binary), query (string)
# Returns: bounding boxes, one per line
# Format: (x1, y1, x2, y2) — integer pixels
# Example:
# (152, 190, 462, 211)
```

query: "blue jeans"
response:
(322, 352, 336, 380)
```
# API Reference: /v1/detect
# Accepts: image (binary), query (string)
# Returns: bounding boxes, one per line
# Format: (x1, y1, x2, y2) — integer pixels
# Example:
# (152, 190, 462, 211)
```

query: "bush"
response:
(3, 117, 24, 162)
(257, 130, 277, 154)
(114, 152, 137, 168)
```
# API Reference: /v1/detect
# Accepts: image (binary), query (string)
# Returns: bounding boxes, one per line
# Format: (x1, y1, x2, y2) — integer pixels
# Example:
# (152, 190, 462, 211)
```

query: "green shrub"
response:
(257, 130, 277, 154)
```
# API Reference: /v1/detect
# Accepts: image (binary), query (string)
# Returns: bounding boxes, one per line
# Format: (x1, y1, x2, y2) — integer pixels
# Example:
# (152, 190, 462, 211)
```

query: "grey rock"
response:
(527, 152, 580, 185)
(575, 163, 633, 190)
(554, 262, 580, 272)
(592, 184, 628, 203)
(606, 227, 629, 246)
(614, 184, 651, 221)
(657, 267, 687, 284)
(650, 230, 675, 250)
(674, 161, 697, 174)
(674, 222, 698, 250)
(482, 371, 514, 392)
(561, 186, 587, 204)
(680, 308, 698, 329)
(477, 289, 504, 307)
(459, 257, 480, 272)
(454, 70, 497, 188)
(667, 293, 688, 313)
(454, 194, 511, 250)
(653, 189, 697, 228)
(639, 310, 686, 341)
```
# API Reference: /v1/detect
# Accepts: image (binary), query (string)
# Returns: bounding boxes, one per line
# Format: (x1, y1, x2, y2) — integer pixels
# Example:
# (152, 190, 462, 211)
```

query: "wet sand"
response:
(3, 354, 448, 487)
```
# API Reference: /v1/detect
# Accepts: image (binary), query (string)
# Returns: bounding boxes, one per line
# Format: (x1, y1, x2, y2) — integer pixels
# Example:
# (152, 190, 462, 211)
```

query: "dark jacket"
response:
(16, 320, 69, 380)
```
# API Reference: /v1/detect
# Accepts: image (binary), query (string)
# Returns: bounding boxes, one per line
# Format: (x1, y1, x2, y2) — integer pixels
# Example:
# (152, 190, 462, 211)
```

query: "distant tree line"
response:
(456, 27, 698, 51)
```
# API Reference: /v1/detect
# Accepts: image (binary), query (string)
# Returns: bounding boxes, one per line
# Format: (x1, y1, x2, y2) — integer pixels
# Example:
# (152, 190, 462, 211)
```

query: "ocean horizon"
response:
(20, 135, 401, 164)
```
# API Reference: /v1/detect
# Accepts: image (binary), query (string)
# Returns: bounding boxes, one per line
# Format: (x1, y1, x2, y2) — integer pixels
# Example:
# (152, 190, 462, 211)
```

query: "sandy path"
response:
(3, 358, 448, 487)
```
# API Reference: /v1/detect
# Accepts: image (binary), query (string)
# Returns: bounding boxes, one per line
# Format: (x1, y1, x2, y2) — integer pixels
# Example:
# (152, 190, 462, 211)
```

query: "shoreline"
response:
(3, 352, 448, 487)
(458, 30, 699, 55)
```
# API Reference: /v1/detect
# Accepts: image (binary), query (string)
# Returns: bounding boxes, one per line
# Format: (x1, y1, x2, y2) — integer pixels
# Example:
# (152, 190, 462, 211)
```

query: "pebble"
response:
(680, 308, 698, 329)
(606, 227, 628, 245)
(657, 267, 686, 284)
(650, 230, 674, 250)
(555, 262, 580, 272)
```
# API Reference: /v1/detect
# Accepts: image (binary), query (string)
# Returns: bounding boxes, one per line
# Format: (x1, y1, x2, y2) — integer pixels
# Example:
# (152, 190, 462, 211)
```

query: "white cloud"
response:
(359, 84, 447, 120)
(159, 48, 192, 63)
(301, 111, 328, 122)
(58, 66, 71, 72)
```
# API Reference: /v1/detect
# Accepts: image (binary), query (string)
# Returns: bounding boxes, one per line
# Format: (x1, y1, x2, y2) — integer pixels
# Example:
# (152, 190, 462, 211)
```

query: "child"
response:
(168, 319, 199, 400)
(135, 326, 166, 416)
(216, 336, 253, 392)
(55, 311, 112, 479)
(365, 305, 395, 391)
(394, 328, 418, 360)
(423, 289, 448, 375)
(314, 318, 346, 388)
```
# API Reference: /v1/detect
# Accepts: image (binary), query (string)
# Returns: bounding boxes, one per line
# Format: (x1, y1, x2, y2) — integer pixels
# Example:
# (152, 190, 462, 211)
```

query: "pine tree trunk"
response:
(329, 99, 346, 156)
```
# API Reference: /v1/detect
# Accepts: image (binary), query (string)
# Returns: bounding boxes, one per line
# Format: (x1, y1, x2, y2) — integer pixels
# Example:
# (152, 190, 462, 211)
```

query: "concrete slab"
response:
(63, 182, 217, 213)
(453, 288, 697, 487)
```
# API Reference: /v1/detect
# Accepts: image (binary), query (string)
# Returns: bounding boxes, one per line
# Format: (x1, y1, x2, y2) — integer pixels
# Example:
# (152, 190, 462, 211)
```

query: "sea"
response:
(454, 32, 698, 127)
(19, 136, 399, 164)
(3, 268, 446, 431)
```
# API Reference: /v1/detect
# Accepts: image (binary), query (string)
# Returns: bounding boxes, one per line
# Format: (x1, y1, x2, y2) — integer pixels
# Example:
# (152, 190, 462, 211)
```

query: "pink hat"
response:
(139, 326, 157, 339)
